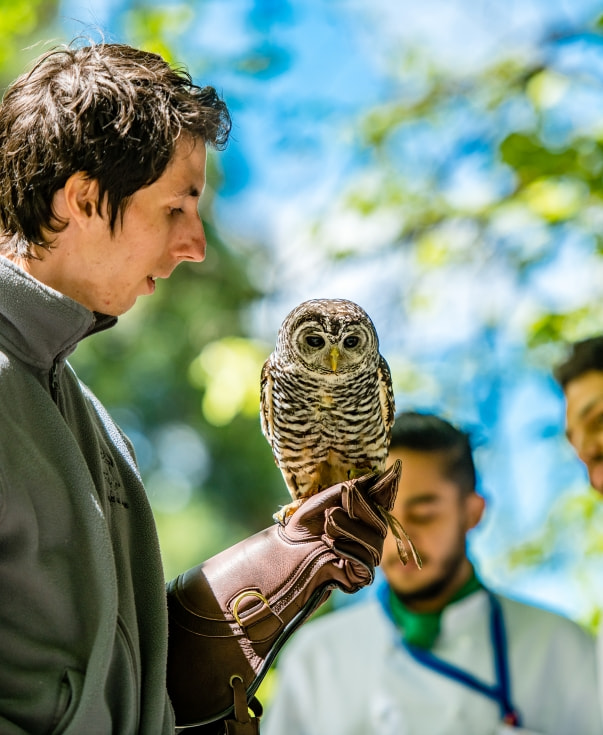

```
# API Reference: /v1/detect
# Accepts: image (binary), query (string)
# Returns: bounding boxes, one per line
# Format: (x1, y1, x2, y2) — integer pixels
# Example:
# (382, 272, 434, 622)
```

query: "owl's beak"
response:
(329, 346, 339, 372)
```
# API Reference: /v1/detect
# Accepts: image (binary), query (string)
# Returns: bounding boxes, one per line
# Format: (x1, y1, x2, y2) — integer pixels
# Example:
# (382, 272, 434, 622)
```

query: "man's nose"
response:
(177, 216, 207, 262)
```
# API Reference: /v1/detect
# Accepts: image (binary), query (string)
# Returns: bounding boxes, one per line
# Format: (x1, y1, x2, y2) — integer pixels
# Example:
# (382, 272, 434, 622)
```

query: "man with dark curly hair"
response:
(0, 42, 400, 734)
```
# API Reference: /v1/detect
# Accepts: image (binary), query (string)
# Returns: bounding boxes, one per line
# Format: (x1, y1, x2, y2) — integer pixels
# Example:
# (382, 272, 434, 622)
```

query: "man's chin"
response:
(389, 572, 460, 606)
(384, 568, 425, 598)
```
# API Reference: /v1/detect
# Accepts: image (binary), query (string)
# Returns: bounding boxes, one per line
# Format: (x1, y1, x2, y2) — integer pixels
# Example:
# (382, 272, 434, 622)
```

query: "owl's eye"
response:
(343, 336, 359, 348)
(305, 335, 325, 348)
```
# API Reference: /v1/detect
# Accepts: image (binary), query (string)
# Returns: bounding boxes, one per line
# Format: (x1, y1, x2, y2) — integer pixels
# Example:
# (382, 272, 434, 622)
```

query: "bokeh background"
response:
(3, 0, 603, 635)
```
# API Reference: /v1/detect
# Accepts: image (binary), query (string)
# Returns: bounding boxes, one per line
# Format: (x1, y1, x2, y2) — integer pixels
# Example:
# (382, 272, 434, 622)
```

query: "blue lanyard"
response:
(376, 581, 521, 727)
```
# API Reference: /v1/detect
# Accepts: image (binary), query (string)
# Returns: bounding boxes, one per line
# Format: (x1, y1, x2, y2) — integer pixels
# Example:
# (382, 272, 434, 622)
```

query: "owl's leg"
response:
(273, 498, 305, 525)
(347, 466, 378, 481)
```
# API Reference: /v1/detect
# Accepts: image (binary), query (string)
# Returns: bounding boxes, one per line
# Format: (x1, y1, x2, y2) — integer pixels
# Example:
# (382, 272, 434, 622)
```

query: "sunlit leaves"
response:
(189, 337, 269, 426)
(154, 498, 249, 581)
(504, 488, 603, 628)
(122, 4, 194, 63)
(0, 0, 41, 36)
(526, 69, 570, 110)
(0, 0, 60, 86)
(527, 306, 603, 349)
(522, 177, 589, 222)
(499, 134, 579, 187)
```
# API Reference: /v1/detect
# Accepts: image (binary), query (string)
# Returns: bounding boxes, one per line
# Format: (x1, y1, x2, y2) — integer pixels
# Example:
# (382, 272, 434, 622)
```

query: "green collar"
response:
(388, 569, 482, 650)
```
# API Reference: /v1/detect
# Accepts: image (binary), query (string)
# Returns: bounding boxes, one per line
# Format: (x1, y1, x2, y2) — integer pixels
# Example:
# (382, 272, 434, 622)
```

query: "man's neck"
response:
(387, 562, 482, 649)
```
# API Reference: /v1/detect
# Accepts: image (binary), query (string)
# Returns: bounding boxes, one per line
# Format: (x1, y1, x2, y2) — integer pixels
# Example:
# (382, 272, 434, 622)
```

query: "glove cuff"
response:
(166, 525, 339, 728)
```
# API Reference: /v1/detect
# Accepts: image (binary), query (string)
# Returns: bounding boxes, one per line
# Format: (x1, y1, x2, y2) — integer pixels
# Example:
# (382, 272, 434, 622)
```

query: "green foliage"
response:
(189, 336, 269, 426)
(500, 133, 579, 187)
(0, 0, 61, 89)
(121, 4, 195, 64)
(506, 491, 603, 568)
(503, 489, 603, 630)
(289, 12, 603, 620)
(310, 17, 603, 368)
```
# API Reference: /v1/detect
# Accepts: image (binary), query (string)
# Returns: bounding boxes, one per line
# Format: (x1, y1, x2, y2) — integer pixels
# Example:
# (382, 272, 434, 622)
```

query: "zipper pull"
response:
(50, 362, 60, 402)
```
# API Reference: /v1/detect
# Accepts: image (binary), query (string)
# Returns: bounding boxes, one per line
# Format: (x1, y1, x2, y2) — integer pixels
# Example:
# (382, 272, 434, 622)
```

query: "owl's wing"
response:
(259, 357, 275, 447)
(377, 355, 396, 436)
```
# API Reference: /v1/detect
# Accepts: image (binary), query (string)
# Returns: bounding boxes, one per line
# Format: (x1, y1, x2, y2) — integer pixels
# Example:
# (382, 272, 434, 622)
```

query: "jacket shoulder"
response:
(278, 598, 387, 661)
(498, 594, 594, 644)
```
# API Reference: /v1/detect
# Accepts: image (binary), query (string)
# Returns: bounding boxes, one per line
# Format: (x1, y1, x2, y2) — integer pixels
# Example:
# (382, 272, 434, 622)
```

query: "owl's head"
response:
(276, 298, 380, 374)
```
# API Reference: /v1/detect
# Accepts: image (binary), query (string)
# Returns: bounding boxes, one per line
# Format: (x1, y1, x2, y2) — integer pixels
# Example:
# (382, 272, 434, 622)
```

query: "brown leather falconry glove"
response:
(165, 460, 401, 731)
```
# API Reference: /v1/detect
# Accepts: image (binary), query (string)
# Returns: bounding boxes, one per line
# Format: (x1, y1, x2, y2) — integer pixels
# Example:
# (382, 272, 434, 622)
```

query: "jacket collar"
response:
(0, 255, 117, 371)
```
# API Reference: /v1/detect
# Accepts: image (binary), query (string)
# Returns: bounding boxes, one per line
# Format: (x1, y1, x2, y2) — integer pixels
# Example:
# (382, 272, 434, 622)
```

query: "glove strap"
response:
(223, 676, 263, 735)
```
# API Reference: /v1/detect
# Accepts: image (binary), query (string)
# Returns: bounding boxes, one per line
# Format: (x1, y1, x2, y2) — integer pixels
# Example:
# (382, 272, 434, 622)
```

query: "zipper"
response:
(50, 360, 61, 403)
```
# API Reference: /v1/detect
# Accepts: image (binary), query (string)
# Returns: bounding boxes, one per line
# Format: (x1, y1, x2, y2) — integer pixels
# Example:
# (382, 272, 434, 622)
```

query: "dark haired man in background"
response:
(554, 336, 603, 495)
(554, 335, 603, 717)
(264, 412, 601, 735)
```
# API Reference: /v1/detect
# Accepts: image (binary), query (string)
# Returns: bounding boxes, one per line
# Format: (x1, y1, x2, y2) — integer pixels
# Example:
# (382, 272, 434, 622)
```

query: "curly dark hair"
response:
(553, 336, 603, 389)
(0, 41, 232, 256)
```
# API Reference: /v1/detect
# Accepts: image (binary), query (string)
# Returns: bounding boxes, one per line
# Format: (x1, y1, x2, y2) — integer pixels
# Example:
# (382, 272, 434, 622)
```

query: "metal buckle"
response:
(232, 590, 270, 627)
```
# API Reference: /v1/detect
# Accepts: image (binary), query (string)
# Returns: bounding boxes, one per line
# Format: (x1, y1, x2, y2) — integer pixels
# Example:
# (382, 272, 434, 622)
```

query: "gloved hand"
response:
(165, 460, 401, 730)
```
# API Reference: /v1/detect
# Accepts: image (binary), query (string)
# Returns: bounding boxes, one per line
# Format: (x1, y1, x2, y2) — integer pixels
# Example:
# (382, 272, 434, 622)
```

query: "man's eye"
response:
(407, 514, 437, 525)
(306, 336, 325, 348)
(585, 413, 603, 432)
(170, 207, 184, 215)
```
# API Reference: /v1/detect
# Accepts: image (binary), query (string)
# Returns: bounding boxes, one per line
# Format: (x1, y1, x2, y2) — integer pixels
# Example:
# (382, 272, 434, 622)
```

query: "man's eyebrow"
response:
(578, 395, 603, 421)
(566, 395, 603, 440)
(405, 493, 441, 508)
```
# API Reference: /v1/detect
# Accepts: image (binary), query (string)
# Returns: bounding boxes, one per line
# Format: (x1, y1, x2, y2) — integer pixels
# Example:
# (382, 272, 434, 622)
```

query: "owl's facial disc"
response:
(294, 320, 373, 373)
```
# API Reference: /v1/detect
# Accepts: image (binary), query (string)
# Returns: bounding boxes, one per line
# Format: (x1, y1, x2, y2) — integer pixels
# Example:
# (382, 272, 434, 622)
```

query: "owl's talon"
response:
(273, 498, 304, 525)
(347, 467, 377, 481)
(377, 505, 422, 569)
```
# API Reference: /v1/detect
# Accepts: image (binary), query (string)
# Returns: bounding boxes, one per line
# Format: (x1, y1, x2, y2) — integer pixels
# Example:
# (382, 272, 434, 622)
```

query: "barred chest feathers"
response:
(260, 298, 395, 505)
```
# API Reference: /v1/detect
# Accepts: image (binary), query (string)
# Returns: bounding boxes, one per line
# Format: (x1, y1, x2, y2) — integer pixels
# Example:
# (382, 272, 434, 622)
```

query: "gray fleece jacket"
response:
(0, 256, 176, 734)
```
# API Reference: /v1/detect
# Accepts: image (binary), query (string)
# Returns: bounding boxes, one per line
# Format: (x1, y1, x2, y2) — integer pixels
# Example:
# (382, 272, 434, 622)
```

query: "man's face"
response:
(41, 136, 208, 316)
(564, 370, 603, 494)
(381, 448, 483, 607)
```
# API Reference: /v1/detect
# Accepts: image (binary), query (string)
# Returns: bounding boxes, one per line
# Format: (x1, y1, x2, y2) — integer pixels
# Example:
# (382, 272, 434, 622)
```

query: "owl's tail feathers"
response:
(377, 506, 422, 569)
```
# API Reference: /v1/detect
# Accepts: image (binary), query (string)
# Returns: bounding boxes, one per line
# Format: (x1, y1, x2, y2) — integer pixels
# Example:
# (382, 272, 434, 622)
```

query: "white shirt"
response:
(262, 589, 602, 735)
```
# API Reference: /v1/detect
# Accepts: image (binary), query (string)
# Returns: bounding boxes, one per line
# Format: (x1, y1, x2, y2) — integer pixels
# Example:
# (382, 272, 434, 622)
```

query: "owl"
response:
(260, 297, 395, 517)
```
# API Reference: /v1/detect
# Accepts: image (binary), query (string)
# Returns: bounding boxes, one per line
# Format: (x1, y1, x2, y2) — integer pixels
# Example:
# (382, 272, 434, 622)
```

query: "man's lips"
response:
(147, 271, 175, 293)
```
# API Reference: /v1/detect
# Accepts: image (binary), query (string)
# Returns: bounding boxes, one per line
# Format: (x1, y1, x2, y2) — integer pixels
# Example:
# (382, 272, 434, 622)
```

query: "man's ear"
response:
(56, 172, 100, 226)
(465, 492, 485, 531)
